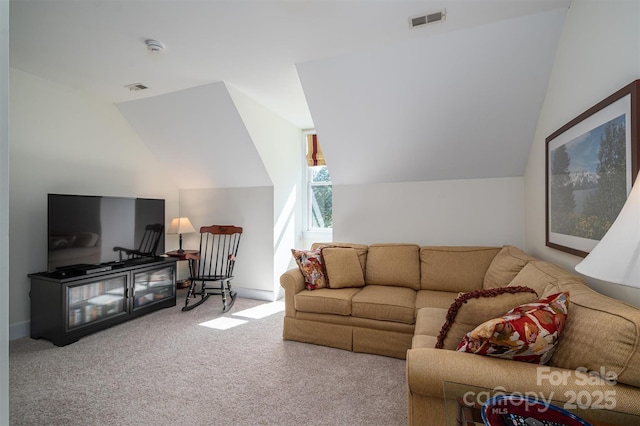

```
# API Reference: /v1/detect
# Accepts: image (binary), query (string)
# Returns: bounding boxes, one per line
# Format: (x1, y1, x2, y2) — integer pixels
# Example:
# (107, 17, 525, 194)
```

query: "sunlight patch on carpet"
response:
(199, 317, 248, 330)
(233, 301, 285, 319)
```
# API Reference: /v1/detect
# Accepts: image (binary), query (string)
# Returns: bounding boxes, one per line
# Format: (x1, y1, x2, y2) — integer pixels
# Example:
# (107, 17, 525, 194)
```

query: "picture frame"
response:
(546, 80, 640, 257)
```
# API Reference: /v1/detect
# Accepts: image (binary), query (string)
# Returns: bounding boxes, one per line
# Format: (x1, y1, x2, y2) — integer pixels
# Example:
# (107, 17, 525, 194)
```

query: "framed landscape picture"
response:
(546, 80, 640, 257)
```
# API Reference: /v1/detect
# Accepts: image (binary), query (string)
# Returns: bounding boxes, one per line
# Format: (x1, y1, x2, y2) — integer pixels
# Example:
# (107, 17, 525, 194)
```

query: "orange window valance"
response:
(306, 134, 326, 166)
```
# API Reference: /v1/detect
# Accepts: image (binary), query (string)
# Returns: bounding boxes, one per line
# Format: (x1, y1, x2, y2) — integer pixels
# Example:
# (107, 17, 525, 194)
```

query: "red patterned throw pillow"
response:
(291, 249, 327, 290)
(456, 292, 569, 364)
(435, 286, 538, 350)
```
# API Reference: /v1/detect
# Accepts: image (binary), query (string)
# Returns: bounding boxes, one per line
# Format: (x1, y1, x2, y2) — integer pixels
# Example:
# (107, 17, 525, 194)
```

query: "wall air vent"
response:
(409, 9, 446, 28)
(125, 83, 149, 91)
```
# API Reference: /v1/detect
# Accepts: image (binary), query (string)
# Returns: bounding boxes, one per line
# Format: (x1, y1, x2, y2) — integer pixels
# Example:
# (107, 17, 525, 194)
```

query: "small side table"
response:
(165, 250, 198, 288)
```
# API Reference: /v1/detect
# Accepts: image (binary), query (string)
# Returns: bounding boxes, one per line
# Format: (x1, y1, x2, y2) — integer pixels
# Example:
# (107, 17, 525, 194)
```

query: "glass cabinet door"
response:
(67, 275, 127, 330)
(132, 265, 175, 310)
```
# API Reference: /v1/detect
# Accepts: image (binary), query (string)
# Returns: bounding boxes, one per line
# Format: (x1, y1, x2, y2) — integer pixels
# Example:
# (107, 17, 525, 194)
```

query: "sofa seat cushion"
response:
(483, 245, 536, 289)
(412, 334, 438, 349)
(365, 244, 421, 290)
(294, 287, 361, 316)
(415, 290, 459, 311)
(414, 307, 447, 338)
(352, 285, 417, 324)
(420, 246, 500, 292)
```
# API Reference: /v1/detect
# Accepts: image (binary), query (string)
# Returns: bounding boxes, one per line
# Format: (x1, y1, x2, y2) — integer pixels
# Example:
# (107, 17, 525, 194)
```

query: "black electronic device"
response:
(47, 193, 165, 272)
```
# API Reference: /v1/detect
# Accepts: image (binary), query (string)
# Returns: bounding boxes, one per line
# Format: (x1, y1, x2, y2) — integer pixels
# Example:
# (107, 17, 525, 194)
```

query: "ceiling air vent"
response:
(125, 83, 149, 92)
(409, 9, 446, 28)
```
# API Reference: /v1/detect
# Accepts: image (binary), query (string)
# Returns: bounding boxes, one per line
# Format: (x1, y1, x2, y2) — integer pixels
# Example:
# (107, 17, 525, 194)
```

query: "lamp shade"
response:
(575, 176, 640, 288)
(167, 217, 196, 235)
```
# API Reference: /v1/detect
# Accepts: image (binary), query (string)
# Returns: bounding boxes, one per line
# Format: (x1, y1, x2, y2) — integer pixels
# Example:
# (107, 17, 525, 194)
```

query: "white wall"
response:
(178, 187, 275, 300)
(9, 69, 180, 337)
(333, 177, 525, 248)
(525, 0, 640, 306)
(227, 84, 303, 296)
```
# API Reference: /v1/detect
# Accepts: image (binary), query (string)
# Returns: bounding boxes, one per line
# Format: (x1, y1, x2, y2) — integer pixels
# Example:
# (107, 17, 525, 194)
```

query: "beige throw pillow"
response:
(321, 247, 365, 289)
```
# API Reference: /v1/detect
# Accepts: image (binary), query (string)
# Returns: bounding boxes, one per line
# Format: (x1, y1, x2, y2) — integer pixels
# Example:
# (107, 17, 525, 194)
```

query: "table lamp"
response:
(168, 217, 196, 253)
(574, 175, 640, 288)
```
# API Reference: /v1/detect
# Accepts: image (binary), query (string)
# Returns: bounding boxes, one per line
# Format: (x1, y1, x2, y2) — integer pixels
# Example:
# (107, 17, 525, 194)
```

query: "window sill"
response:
(302, 229, 333, 243)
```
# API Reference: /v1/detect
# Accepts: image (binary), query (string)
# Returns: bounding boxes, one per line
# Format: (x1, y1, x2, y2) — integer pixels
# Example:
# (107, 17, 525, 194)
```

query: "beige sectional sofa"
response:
(280, 243, 640, 425)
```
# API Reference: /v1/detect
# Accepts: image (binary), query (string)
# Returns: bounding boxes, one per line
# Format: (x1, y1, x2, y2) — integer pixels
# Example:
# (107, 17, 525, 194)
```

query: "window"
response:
(305, 134, 332, 231)
(308, 165, 332, 229)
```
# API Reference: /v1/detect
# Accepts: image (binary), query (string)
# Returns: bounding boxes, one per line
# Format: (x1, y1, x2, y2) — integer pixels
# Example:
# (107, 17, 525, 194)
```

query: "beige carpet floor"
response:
(10, 289, 407, 425)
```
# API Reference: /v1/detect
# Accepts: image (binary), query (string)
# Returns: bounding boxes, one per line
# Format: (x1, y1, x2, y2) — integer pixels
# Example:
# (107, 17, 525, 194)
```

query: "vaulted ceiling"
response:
(9, 0, 571, 187)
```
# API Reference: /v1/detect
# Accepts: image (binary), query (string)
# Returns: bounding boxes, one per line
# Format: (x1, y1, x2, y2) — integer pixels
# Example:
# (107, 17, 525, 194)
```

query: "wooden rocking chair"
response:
(182, 225, 242, 313)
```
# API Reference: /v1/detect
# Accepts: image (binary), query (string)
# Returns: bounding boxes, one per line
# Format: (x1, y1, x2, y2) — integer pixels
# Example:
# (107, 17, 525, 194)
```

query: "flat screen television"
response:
(47, 194, 165, 272)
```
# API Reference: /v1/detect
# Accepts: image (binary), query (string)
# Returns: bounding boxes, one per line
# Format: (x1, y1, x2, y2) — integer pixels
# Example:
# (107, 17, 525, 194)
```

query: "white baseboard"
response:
(9, 320, 29, 340)
(274, 286, 284, 301)
(235, 287, 279, 302)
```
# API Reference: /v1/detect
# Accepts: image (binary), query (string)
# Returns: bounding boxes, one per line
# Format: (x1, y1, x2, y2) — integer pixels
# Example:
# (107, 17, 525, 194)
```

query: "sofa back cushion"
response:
(549, 282, 640, 388)
(483, 245, 536, 289)
(420, 246, 500, 292)
(365, 244, 420, 290)
(511, 261, 640, 387)
(509, 261, 583, 297)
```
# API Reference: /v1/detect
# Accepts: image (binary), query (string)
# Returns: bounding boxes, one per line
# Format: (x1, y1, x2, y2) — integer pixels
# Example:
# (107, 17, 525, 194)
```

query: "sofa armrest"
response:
(280, 267, 305, 317)
(406, 348, 640, 417)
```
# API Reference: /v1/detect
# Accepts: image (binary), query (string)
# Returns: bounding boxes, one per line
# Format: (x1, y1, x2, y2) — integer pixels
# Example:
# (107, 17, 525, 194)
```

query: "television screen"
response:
(47, 194, 165, 271)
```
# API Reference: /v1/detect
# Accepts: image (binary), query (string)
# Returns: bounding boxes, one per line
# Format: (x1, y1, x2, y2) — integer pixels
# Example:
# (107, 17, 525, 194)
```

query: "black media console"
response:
(29, 257, 177, 346)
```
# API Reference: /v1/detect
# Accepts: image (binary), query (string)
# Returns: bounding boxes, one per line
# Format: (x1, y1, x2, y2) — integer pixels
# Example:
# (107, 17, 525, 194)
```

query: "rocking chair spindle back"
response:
(183, 225, 243, 312)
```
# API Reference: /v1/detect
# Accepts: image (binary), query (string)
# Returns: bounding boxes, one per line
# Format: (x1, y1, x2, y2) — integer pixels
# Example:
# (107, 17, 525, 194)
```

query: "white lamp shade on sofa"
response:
(575, 176, 640, 288)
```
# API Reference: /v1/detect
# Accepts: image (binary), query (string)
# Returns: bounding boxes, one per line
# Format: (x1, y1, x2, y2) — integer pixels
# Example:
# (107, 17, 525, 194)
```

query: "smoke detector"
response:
(409, 9, 446, 28)
(145, 39, 165, 53)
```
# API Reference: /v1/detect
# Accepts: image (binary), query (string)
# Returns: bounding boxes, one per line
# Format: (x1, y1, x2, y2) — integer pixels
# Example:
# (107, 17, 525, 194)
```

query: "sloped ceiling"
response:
(298, 8, 567, 185)
(9, 0, 571, 189)
(117, 82, 271, 189)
